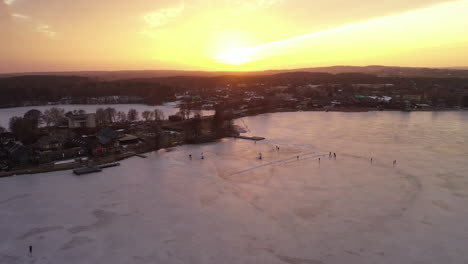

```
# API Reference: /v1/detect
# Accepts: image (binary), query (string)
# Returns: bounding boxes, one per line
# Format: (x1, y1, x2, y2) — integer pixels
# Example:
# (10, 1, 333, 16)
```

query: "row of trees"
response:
(5, 107, 168, 132)
(94, 107, 165, 124)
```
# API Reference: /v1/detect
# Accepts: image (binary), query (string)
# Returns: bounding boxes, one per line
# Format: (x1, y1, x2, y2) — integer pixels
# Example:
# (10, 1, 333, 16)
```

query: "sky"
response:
(1, 0, 468, 73)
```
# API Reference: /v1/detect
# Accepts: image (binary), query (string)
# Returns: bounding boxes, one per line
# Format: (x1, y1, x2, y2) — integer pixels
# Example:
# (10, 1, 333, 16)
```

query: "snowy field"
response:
(0, 102, 214, 128)
(1, 111, 468, 264)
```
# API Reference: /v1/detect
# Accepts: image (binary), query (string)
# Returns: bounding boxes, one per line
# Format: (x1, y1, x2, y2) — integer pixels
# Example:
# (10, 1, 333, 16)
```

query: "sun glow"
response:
(2, 0, 468, 72)
(215, 46, 256, 65)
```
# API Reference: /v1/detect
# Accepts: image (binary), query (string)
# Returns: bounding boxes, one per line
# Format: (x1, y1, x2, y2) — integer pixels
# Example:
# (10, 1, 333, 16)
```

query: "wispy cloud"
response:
(143, 2, 185, 27)
(37, 24, 57, 39)
(12, 13, 30, 20)
(4, 0, 16, 5)
(140, 1, 185, 38)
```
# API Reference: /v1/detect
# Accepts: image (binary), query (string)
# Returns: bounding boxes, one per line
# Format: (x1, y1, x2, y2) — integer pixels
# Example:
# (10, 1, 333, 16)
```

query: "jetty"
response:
(73, 166, 102, 175)
(233, 136, 266, 141)
(98, 163, 120, 169)
(73, 163, 120, 175)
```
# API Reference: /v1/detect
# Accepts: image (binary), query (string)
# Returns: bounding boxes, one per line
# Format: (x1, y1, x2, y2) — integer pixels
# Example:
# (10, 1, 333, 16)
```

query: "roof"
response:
(118, 134, 139, 142)
(97, 128, 119, 145)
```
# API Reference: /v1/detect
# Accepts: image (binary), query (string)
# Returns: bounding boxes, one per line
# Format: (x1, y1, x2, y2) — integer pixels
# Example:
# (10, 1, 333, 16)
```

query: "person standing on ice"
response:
(29, 245, 32, 256)
(258, 153, 263, 160)
(201, 153, 204, 160)
(334, 153, 337, 159)
(189, 154, 192, 160)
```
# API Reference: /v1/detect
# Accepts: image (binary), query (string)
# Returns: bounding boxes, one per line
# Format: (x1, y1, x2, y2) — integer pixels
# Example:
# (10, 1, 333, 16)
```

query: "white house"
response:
(67, 113, 96, 128)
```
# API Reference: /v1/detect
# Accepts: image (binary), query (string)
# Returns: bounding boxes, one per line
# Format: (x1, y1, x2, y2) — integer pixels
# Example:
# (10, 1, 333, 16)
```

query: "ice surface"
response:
(1, 111, 468, 264)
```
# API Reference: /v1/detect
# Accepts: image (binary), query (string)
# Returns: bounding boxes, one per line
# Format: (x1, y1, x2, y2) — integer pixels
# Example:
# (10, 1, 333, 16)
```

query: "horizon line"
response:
(1, 65, 468, 76)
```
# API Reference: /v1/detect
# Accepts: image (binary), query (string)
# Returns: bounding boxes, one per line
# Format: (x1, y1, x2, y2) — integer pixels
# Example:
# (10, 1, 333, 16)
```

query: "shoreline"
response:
(1, 108, 467, 178)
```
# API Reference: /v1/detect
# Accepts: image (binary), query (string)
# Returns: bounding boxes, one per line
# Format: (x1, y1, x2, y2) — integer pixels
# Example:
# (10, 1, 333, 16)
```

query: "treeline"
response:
(2, 73, 468, 107)
(0, 76, 179, 106)
(129, 72, 468, 91)
(0, 106, 168, 145)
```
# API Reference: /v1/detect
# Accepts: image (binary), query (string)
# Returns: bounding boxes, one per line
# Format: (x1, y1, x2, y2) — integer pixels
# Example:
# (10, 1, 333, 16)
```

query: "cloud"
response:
(143, 2, 185, 27)
(36, 24, 56, 38)
(140, 1, 185, 38)
(3, 0, 16, 5)
(12, 13, 30, 19)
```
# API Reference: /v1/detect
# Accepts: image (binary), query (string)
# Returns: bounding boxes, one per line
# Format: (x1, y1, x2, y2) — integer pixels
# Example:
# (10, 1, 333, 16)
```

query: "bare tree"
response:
(116, 111, 127, 123)
(0, 126, 5, 133)
(192, 109, 203, 118)
(154, 109, 165, 121)
(142, 110, 153, 121)
(127, 109, 139, 122)
(104, 107, 117, 123)
(95, 108, 107, 125)
(43, 107, 65, 127)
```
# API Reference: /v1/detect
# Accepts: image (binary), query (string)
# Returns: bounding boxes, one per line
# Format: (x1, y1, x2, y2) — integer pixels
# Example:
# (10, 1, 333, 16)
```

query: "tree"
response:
(211, 104, 233, 137)
(43, 107, 65, 127)
(127, 109, 139, 122)
(9, 116, 38, 144)
(142, 110, 154, 121)
(116, 111, 127, 123)
(95, 108, 107, 125)
(179, 108, 190, 120)
(104, 107, 117, 123)
(23, 109, 42, 129)
(154, 109, 165, 121)
(0, 126, 5, 133)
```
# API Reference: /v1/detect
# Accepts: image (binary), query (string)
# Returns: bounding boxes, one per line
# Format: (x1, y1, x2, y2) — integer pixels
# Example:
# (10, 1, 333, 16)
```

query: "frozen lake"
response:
(1, 111, 468, 264)
(0, 102, 214, 128)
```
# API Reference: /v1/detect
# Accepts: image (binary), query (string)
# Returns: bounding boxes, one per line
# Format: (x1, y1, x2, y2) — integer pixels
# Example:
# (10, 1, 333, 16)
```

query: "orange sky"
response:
(1, 0, 467, 73)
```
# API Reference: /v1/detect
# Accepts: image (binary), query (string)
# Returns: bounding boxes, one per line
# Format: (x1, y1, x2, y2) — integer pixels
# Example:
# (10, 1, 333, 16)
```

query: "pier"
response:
(73, 163, 120, 175)
(233, 136, 266, 141)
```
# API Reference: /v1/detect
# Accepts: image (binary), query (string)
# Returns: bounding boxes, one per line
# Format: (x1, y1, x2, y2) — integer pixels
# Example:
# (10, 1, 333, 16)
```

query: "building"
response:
(3, 141, 33, 165)
(67, 113, 96, 128)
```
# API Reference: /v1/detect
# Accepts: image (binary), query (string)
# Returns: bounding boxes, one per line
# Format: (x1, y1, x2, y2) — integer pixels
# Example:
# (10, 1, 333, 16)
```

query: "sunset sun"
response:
(215, 46, 255, 65)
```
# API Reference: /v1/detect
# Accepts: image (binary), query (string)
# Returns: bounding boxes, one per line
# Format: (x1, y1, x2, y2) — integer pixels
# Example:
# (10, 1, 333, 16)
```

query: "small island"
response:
(0, 104, 237, 177)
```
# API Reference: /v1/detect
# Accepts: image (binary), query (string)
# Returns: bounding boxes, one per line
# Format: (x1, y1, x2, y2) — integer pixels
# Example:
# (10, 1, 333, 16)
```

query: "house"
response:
(67, 113, 96, 128)
(37, 147, 85, 164)
(94, 128, 120, 155)
(36, 134, 67, 151)
(3, 141, 33, 165)
(0, 132, 15, 144)
(97, 128, 119, 145)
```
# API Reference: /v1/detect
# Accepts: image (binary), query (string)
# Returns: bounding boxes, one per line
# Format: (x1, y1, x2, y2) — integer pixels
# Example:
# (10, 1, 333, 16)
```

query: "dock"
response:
(233, 136, 266, 141)
(98, 163, 121, 169)
(73, 163, 120, 175)
(73, 166, 102, 175)
(135, 154, 148, 159)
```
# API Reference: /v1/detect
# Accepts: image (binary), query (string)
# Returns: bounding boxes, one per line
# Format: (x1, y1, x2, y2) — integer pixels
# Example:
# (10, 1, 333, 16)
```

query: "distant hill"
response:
(2, 71, 468, 107)
(2, 65, 468, 80)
